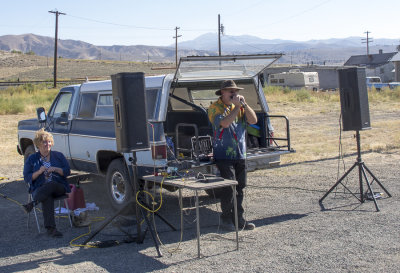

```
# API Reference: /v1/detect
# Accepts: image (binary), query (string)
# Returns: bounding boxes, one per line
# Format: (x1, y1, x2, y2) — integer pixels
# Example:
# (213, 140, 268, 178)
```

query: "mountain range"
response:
(0, 33, 398, 65)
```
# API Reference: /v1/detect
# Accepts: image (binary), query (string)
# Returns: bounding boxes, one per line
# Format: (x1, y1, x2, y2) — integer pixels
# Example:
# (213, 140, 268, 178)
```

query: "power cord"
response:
(335, 113, 349, 196)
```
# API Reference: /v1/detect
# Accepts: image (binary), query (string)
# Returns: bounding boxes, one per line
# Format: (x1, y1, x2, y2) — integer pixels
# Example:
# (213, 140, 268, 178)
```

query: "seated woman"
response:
(23, 128, 71, 237)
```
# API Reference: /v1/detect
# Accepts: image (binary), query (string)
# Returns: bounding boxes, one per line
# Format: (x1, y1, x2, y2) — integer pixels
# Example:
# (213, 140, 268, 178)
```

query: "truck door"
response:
(46, 88, 74, 158)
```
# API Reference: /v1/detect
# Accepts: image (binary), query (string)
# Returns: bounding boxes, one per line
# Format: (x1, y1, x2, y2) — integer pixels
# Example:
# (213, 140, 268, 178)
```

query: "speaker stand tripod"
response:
(319, 130, 392, 211)
(82, 152, 176, 256)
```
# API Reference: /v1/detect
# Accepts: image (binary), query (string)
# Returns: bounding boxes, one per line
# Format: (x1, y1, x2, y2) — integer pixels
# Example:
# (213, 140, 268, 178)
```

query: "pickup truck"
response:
(17, 54, 295, 211)
(366, 76, 400, 90)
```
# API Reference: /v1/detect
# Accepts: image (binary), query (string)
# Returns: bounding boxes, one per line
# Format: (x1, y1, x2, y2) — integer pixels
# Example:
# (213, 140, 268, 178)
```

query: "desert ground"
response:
(0, 52, 399, 272)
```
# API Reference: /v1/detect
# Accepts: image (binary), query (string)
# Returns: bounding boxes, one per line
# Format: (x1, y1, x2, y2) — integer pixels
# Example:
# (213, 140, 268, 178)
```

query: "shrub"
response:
(0, 84, 58, 115)
(11, 49, 22, 54)
(295, 89, 311, 102)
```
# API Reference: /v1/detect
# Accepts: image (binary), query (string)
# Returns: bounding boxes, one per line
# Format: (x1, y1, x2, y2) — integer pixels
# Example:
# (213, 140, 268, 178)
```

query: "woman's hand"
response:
(32, 166, 47, 181)
(47, 167, 64, 176)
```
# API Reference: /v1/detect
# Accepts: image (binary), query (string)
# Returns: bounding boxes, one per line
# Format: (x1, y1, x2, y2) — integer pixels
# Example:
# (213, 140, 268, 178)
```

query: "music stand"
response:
(319, 130, 392, 211)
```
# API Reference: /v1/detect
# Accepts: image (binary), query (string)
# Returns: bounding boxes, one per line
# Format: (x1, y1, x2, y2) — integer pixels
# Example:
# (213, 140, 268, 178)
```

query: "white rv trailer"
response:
(268, 69, 319, 90)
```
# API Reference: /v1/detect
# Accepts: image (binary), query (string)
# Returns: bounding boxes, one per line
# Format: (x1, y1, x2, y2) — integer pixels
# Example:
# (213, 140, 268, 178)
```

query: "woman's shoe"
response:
(22, 202, 34, 213)
(46, 227, 63, 237)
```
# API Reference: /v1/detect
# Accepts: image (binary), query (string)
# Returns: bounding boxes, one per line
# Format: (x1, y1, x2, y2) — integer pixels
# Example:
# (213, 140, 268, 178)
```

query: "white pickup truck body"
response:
(18, 54, 294, 211)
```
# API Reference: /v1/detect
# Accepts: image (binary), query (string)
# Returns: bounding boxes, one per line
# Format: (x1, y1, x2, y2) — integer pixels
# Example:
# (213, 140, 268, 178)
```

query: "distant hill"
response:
(0, 33, 398, 65)
(0, 34, 215, 62)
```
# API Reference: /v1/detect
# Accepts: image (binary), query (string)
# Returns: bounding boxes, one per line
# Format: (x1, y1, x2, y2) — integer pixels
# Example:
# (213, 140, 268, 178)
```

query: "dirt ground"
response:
(0, 149, 399, 272)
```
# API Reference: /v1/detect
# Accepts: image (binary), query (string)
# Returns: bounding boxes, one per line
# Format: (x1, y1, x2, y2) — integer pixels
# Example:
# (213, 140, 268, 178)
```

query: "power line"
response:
(251, 0, 332, 30)
(66, 14, 213, 32)
(223, 35, 265, 51)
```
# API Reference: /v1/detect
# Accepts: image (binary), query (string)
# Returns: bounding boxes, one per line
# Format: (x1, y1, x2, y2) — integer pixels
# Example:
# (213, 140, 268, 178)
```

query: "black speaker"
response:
(111, 72, 150, 152)
(338, 67, 371, 131)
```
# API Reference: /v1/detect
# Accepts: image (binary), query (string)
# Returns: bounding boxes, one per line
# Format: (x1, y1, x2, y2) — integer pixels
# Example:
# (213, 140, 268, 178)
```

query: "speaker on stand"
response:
(319, 67, 391, 211)
(83, 72, 163, 256)
(338, 67, 371, 131)
(111, 72, 150, 152)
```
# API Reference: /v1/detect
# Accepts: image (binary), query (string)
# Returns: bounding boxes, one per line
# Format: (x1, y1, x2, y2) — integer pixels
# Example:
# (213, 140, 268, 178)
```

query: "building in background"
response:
(344, 50, 397, 82)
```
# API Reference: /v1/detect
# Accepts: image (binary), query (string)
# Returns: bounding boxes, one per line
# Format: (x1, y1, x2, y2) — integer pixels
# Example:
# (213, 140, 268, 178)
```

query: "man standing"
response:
(208, 80, 257, 230)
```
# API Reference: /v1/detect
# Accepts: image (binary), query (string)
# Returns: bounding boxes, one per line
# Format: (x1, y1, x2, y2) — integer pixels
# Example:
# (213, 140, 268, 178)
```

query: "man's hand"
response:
(232, 94, 245, 107)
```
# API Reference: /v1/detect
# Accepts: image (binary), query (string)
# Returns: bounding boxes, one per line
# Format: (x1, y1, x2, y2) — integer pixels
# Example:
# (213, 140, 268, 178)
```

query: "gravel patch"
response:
(0, 150, 399, 272)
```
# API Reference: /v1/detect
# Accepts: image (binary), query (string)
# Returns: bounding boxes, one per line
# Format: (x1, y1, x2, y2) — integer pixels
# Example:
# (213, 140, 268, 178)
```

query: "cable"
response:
(135, 187, 163, 213)
(151, 187, 184, 254)
(67, 14, 214, 33)
(69, 216, 105, 248)
(0, 192, 27, 210)
(335, 113, 349, 196)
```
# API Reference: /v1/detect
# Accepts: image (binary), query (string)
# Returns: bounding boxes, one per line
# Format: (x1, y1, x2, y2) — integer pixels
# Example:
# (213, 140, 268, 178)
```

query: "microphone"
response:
(231, 95, 246, 107)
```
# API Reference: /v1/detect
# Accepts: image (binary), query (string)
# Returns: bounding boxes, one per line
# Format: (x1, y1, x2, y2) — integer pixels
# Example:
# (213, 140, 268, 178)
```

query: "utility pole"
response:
(218, 14, 224, 56)
(361, 31, 373, 55)
(49, 10, 65, 88)
(173, 27, 181, 68)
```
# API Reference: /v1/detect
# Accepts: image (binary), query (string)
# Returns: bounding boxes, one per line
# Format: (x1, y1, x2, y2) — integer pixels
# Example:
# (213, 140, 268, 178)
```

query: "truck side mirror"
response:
(36, 107, 47, 123)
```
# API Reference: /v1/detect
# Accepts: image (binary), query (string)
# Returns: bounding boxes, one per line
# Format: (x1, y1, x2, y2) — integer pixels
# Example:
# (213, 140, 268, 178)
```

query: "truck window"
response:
(191, 89, 218, 108)
(48, 92, 72, 118)
(78, 93, 97, 118)
(146, 88, 161, 120)
(170, 88, 192, 110)
(96, 94, 113, 118)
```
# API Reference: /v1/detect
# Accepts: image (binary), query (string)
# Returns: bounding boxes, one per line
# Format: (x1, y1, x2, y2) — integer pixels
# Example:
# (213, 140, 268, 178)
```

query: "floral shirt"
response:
(208, 98, 246, 160)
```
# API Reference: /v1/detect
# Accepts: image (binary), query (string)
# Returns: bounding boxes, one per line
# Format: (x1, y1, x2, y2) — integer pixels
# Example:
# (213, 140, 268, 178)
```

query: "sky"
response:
(0, 0, 399, 47)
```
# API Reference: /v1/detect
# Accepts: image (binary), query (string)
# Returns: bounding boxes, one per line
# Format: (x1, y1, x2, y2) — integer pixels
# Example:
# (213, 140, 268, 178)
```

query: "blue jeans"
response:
(214, 159, 246, 222)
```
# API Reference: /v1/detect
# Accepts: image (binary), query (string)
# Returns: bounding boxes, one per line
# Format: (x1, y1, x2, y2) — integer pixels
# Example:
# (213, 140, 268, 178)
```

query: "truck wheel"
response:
(24, 144, 35, 163)
(105, 158, 134, 212)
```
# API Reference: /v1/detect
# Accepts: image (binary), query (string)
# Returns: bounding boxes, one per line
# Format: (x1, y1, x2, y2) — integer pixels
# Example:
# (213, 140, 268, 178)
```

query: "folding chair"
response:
(27, 193, 73, 233)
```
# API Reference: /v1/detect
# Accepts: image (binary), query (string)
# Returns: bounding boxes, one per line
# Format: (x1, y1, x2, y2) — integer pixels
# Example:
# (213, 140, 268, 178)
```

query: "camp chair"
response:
(27, 193, 73, 233)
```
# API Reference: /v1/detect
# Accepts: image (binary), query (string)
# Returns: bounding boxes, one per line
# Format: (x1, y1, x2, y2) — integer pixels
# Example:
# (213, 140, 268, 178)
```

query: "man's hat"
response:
(215, 80, 243, 96)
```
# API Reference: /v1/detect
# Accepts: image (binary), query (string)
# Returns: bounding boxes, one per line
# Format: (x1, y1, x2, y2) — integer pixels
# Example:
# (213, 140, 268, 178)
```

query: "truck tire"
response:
(24, 144, 35, 163)
(105, 158, 134, 212)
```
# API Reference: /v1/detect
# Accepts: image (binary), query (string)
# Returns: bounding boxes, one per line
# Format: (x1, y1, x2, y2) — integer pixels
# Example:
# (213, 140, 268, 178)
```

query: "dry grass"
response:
(0, 114, 32, 167)
(1, 86, 399, 177)
(267, 97, 400, 165)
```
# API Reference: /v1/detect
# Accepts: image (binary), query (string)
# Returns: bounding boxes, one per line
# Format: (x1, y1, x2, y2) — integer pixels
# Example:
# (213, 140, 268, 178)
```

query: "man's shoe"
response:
(220, 218, 235, 231)
(238, 220, 255, 230)
(47, 227, 63, 238)
(22, 202, 34, 213)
